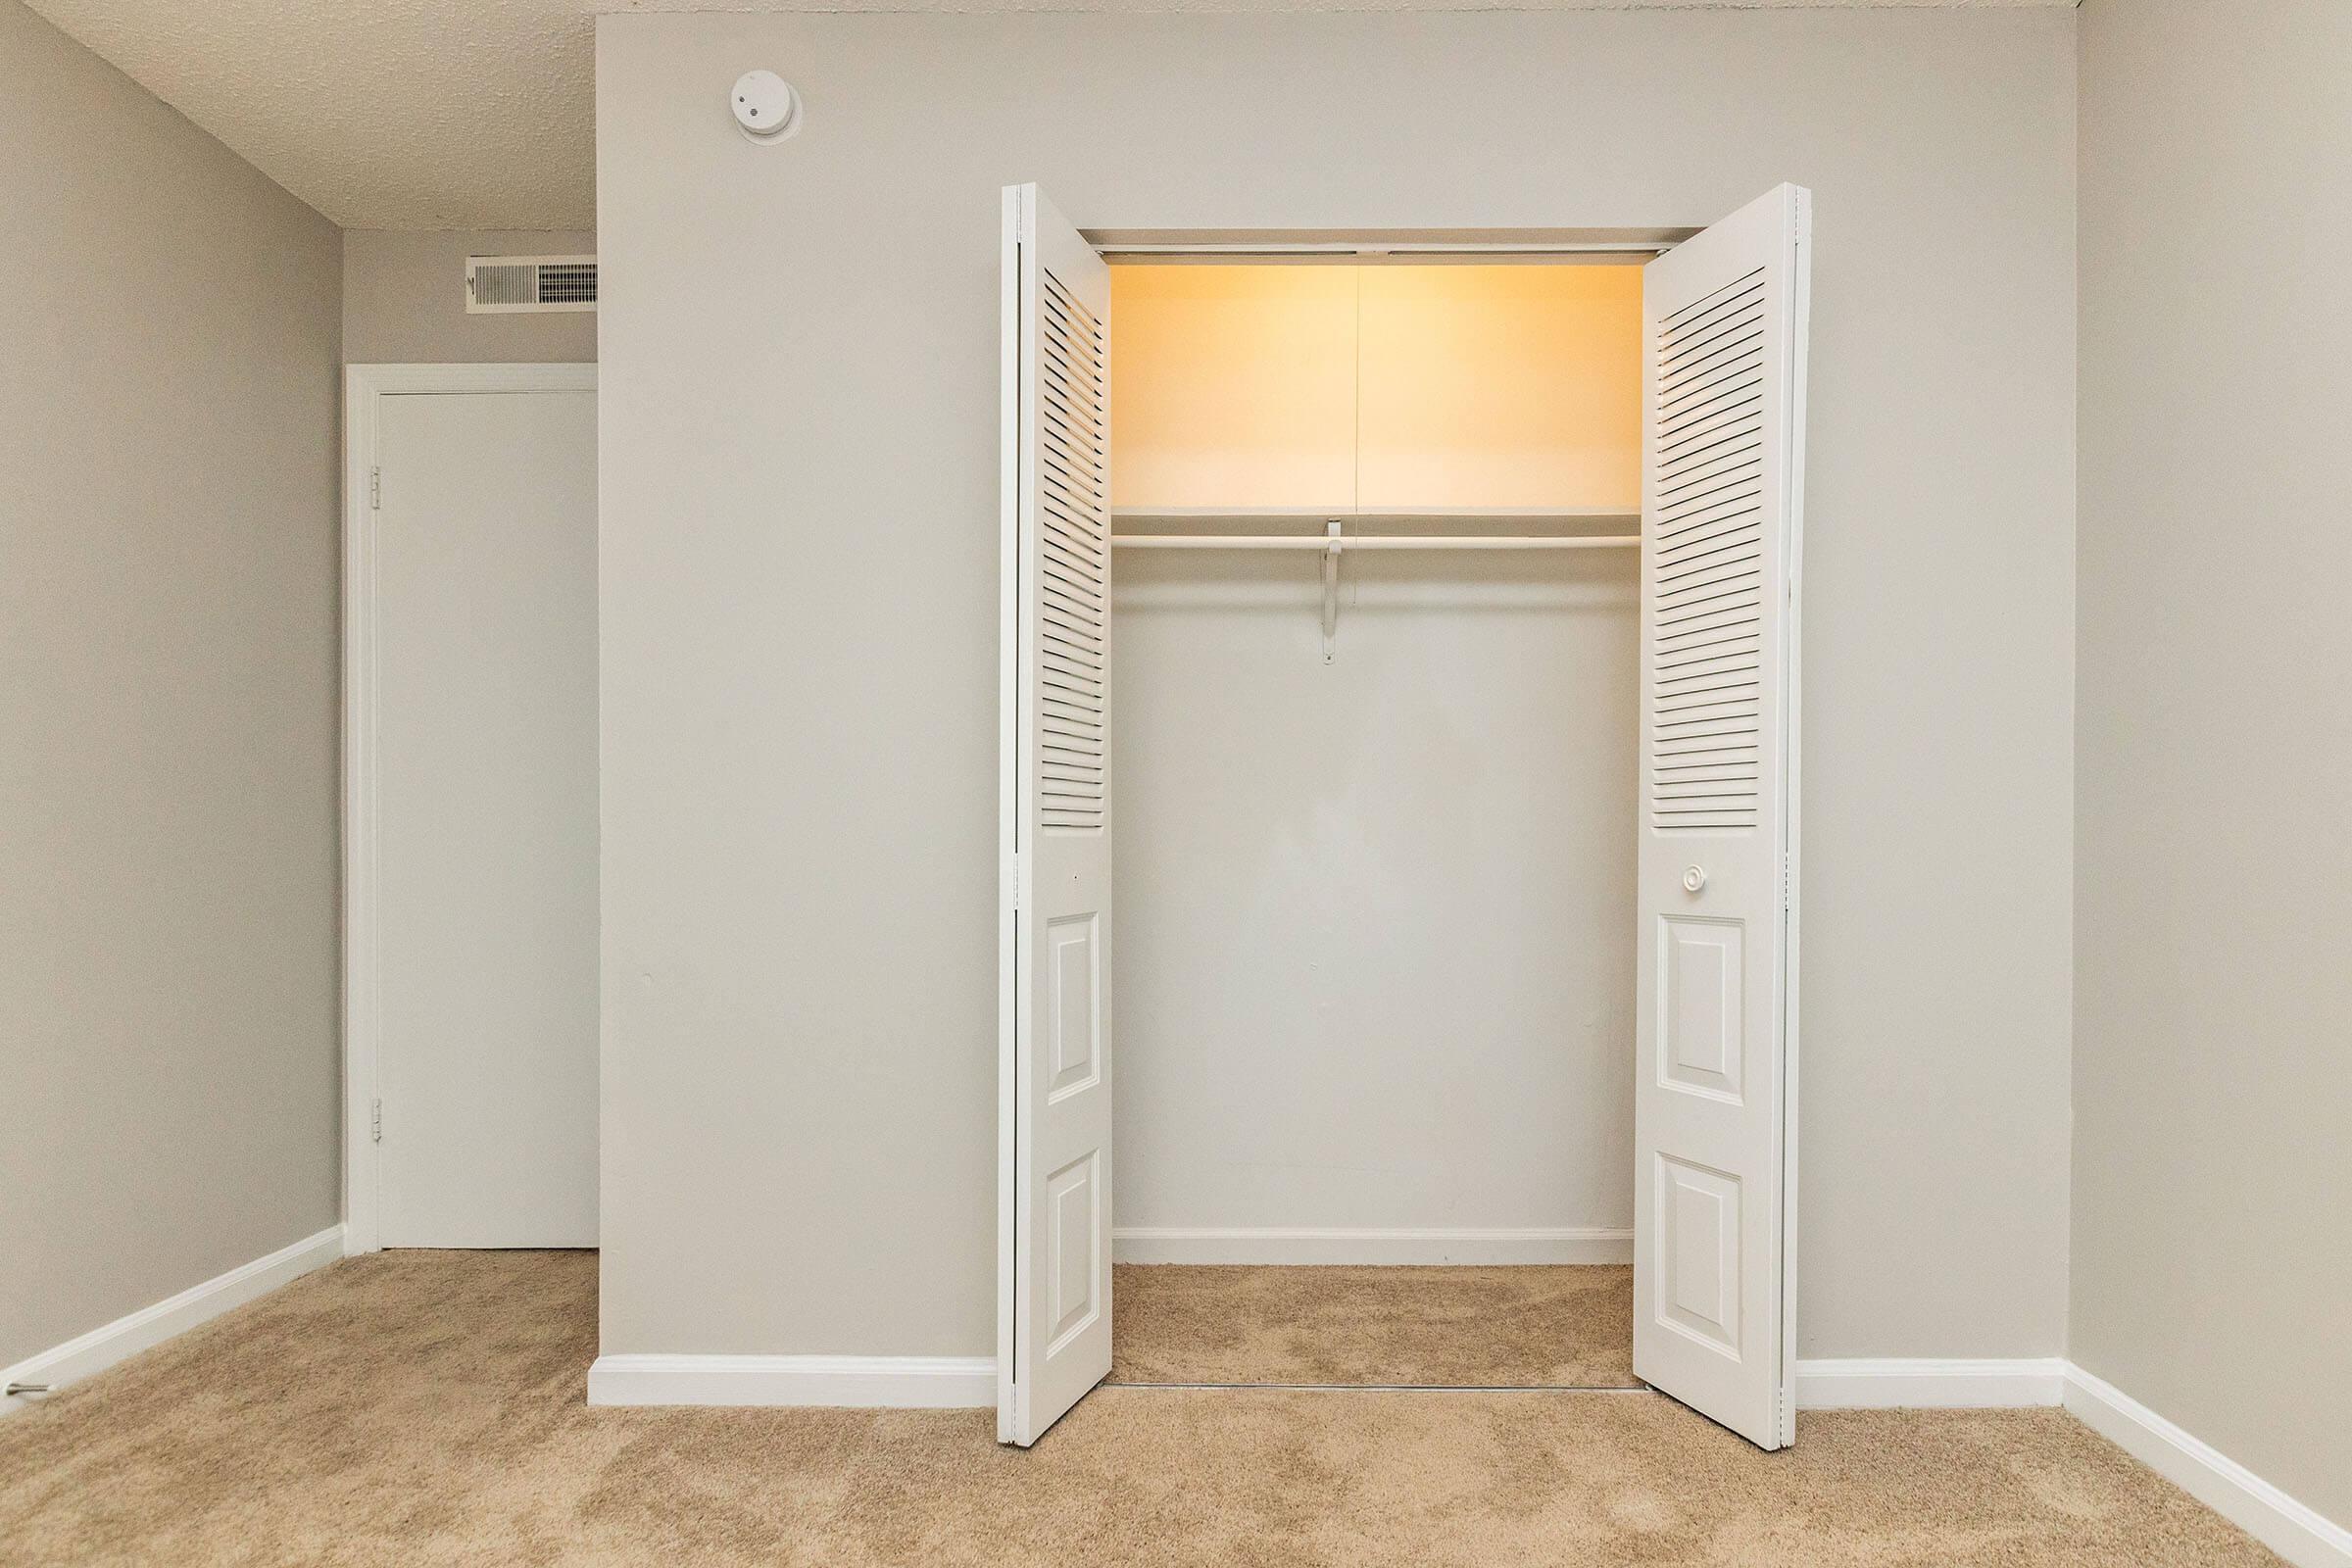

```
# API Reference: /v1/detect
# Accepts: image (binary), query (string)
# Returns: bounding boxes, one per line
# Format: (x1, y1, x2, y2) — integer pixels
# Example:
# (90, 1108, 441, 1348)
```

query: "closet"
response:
(999, 185, 1809, 1454)
(1108, 259, 1642, 1384)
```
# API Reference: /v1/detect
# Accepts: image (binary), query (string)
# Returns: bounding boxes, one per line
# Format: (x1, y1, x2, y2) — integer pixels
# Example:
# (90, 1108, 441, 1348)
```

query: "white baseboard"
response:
(2063, 1364, 2352, 1568)
(587, 1353, 996, 1410)
(2, 1224, 345, 1417)
(1111, 1226, 1634, 1266)
(1791, 1357, 2348, 1565)
(1795, 1356, 2068, 1410)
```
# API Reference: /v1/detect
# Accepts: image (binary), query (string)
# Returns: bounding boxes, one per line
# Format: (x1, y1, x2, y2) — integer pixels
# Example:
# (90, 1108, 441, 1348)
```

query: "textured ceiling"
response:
(28, 0, 2072, 231)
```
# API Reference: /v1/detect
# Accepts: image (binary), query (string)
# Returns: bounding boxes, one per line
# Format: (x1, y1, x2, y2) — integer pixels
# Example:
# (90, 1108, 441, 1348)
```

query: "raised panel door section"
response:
(1048, 914, 1101, 1102)
(1048, 1152, 1102, 1353)
(1662, 917, 1744, 1102)
(1656, 1154, 1741, 1353)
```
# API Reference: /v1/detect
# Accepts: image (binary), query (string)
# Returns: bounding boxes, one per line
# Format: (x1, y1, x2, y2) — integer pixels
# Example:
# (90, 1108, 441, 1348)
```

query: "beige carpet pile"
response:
(1110, 1262, 1639, 1387)
(0, 1250, 2280, 1566)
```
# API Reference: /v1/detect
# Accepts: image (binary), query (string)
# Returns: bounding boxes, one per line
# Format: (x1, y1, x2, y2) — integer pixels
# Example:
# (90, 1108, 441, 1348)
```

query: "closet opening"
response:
(1001, 188, 1808, 1451)
(1102, 254, 1646, 1396)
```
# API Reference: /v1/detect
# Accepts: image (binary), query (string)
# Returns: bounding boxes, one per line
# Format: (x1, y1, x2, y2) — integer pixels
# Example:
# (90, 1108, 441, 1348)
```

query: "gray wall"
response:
(0, 0, 343, 1367)
(344, 230, 598, 364)
(2074, 0, 2352, 1526)
(596, 6, 2078, 1361)
(1115, 548, 1638, 1240)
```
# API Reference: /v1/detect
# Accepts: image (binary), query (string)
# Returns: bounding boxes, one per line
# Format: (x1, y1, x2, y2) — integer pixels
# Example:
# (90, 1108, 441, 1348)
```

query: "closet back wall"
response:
(595, 6, 2077, 1367)
(1114, 554, 1637, 1246)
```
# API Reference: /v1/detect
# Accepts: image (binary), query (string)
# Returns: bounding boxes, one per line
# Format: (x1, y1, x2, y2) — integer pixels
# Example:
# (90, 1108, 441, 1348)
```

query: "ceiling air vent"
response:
(466, 254, 597, 314)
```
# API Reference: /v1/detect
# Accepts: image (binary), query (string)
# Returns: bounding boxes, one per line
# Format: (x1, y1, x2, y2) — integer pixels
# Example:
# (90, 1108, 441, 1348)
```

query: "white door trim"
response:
(991, 209, 1808, 1444)
(340, 362, 599, 1254)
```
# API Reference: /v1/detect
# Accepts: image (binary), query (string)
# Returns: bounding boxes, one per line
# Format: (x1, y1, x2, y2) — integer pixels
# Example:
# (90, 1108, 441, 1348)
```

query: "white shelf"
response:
(1108, 511, 1639, 661)
(1111, 505, 1639, 524)
(1110, 506, 1641, 554)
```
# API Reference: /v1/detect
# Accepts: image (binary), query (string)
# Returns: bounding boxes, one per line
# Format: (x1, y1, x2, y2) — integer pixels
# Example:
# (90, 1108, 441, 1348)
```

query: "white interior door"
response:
(1633, 185, 1809, 1449)
(372, 380, 599, 1249)
(999, 183, 1114, 1446)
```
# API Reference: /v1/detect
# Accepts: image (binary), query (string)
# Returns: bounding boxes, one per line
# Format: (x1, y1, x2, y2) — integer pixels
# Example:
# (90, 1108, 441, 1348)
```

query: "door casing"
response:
(995, 215, 1803, 1443)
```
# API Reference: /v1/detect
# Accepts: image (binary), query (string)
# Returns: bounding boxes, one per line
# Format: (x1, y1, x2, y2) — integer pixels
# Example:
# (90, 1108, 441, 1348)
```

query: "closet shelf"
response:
(1108, 514, 1637, 665)
(1111, 506, 1639, 524)
(1111, 507, 1639, 554)
(1112, 533, 1636, 551)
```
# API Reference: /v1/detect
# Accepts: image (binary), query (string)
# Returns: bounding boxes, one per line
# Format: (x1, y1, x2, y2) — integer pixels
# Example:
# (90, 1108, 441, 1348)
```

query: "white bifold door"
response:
(995, 182, 1808, 1449)
(1633, 184, 1810, 1449)
(999, 184, 1115, 1446)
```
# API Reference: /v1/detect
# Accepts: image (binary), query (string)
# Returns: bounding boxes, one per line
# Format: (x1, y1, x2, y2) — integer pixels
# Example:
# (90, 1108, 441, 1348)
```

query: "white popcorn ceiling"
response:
(26, 0, 2072, 231)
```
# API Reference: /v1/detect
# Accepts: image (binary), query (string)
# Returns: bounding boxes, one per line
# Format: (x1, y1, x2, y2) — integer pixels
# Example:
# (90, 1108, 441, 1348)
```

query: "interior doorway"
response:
(1101, 257, 1642, 1398)
(342, 363, 600, 1252)
(1000, 189, 1809, 1450)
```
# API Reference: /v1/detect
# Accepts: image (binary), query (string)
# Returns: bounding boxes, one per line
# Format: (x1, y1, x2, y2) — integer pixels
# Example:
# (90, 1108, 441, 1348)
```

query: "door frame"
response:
(997, 221, 1802, 1438)
(339, 361, 599, 1255)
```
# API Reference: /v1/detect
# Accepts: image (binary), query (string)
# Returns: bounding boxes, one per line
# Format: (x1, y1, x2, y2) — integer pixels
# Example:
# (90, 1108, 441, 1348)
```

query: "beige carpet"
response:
(0, 1251, 2281, 1567)
(1110, 1262, 1639, 1387)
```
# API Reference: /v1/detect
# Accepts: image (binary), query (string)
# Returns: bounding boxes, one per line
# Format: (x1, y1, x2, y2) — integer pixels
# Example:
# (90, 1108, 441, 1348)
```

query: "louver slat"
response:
(1648, 267, 1768, 832)
(1037, 267, 1108, 832)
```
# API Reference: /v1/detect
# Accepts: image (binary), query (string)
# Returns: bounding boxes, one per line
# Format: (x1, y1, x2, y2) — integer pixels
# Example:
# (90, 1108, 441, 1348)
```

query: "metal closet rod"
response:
(1109, 516, 1633, 662)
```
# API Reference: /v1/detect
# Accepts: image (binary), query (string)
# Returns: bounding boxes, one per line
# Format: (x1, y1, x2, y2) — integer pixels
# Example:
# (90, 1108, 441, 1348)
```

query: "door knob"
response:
(1682, 866, 1707, 894)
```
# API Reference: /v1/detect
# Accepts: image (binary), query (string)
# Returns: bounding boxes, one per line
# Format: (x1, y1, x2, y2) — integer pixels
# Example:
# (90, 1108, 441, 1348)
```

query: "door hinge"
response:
(1008, 854, 1026, 908)
(369, 1097, 382, 1144)
(368, 466, 381, 511)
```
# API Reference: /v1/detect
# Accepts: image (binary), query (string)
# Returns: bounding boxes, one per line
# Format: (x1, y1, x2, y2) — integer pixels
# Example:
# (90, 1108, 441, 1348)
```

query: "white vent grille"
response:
(1649, 266, 1766, 832)
(1037, 266, 1107, 832)
(466, 255, 597, 314)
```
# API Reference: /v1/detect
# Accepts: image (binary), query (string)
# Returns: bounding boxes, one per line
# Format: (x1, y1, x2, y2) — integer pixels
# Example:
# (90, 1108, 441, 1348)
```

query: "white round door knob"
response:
(1682, 866, 1707, 894)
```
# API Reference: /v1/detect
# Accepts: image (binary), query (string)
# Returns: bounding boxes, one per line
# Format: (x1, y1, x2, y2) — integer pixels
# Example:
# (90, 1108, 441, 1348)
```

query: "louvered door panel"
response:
(1650, 268, 1766, 832)
(1037, 269, 1108, 832)
(1634, 185, 1809, 1453)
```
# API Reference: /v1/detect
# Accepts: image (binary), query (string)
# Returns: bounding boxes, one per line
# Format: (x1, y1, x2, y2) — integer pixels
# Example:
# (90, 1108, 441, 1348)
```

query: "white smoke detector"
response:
(731, 71, 801, 141)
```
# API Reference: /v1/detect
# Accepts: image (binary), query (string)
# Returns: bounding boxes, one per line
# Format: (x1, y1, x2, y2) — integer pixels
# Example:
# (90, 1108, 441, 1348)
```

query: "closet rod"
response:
(1110, 534, 1639, 551)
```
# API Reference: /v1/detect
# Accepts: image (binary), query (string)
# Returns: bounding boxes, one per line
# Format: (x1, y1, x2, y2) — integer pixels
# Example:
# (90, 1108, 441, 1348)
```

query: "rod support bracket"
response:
(1321, 518, 1342, 662)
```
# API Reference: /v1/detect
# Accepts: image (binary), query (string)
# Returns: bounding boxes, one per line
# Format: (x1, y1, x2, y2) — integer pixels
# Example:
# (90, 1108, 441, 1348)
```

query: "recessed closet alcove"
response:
(1001, 187, 1806, 1448)
(1103, 260, 1645, 1395)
